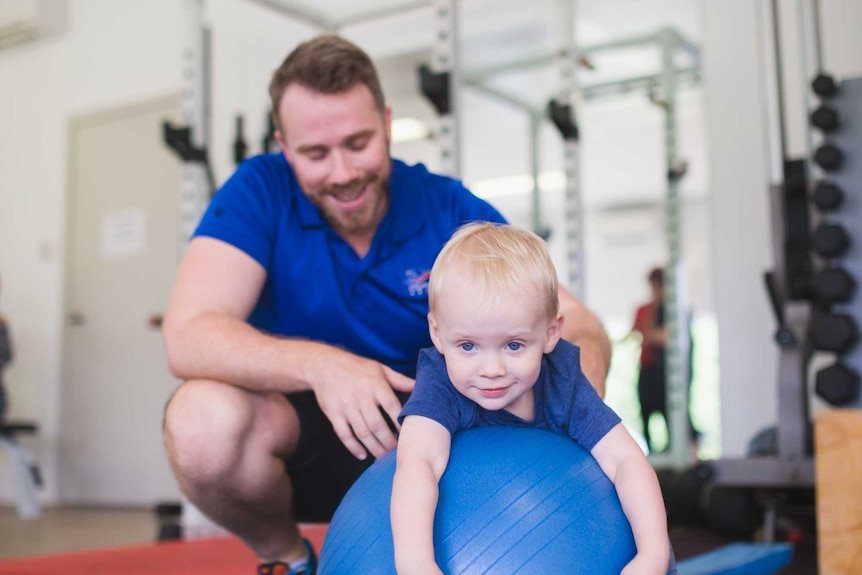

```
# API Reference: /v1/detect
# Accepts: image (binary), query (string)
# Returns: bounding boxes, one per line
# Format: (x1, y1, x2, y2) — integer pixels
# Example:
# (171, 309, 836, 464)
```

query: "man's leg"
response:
(163, 379, 306, 564)
(283, 391, 378, 522)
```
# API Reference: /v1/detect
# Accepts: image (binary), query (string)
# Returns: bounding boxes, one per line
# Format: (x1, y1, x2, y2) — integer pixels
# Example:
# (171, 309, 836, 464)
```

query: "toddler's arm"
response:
(391, 415, 452, 575)
(591, 424, 671, 575)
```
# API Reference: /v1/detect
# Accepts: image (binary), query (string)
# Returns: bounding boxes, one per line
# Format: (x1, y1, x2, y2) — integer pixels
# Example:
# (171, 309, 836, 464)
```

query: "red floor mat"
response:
(0, 524, 327, 575)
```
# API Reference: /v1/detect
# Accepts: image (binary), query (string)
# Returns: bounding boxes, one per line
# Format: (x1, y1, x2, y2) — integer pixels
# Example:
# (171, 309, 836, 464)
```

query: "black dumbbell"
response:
(810, 313, 859, 353)
(814, 267, 857, 303)
(810, 105, 841, 132)
(812, 181, 844, 212)
(812, 223, 850, 258)
(815, 363, 860, 406)
(814, 144, 844, 171)
(812, 73, 839, 98)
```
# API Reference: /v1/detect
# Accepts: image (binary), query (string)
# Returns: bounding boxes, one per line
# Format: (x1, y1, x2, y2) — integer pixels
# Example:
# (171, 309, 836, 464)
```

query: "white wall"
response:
(0, 0, 182, 503)
(700, 0, 777, 457)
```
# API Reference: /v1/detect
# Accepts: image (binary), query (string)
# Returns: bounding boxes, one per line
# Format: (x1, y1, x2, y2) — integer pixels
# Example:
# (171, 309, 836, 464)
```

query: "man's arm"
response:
(162, 236, 413, 460)
(391, 415, 451, 575)
(558, 286, 611, 397)
(591, 424, 670, 575)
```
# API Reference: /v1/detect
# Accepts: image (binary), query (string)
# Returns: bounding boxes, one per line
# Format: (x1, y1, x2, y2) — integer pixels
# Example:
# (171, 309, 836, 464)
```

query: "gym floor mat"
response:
(0, 524, 327, 575)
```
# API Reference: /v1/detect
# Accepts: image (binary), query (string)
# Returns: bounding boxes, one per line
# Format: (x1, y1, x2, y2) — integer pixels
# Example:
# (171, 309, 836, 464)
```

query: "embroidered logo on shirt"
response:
(404, 269, 431, 296)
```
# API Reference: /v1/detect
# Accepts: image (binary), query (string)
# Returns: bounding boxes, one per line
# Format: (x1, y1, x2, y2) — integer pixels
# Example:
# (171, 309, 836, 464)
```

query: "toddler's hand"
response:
(620, 552, 668, 575)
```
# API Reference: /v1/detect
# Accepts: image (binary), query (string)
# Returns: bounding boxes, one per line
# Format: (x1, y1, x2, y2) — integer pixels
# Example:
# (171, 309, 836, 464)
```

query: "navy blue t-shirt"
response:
(399, 339, 621, 451)
(193, 153, 506, 377)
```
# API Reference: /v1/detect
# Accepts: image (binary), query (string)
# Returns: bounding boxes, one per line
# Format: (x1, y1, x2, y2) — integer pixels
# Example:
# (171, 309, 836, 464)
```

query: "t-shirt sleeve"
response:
(193, 156, 282, 268)
(568, 375, 621, 451)
(399, 349, 463, 434)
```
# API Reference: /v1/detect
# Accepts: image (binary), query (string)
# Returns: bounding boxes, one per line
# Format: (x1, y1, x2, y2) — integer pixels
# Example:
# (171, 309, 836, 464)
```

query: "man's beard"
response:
(319, 172, 389, 237)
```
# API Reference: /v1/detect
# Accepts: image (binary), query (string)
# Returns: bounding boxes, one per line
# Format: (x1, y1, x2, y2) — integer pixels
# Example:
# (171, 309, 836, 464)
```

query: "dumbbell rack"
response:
(703, 74, 862, 543)
(808, 75, 862, 408)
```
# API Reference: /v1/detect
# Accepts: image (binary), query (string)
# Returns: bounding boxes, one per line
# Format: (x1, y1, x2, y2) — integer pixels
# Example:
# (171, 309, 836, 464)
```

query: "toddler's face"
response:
(429, 273, 561, 420)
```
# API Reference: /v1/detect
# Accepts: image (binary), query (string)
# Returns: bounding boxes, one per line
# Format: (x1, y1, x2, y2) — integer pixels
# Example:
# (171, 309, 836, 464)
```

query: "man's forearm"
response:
(559, 299, 611, 396)
(164, 311, 336, 394)
(566, 322, 611, 397)
(557, 287, 611, 396)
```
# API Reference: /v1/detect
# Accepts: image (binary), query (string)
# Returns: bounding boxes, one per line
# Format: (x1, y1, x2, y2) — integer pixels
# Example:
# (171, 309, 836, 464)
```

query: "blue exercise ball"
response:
(318, 426, 637, 574)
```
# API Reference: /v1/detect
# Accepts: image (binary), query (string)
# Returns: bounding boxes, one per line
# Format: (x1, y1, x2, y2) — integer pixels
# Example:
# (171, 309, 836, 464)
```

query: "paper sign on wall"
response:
(102, 209, 147, 258)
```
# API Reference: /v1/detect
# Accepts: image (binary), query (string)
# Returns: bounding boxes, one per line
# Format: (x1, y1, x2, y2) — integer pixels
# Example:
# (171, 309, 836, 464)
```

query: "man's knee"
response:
(164, 380, 256, 482)
(164, 381, 301, 482)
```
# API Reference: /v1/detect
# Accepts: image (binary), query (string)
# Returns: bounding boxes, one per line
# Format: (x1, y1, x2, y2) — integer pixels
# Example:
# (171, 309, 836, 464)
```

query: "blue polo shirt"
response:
(194, 153, 506, 377)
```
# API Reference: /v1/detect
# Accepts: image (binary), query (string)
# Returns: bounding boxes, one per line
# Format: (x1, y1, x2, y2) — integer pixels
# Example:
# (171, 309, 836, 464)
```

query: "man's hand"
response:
(312, 348, 414, 460)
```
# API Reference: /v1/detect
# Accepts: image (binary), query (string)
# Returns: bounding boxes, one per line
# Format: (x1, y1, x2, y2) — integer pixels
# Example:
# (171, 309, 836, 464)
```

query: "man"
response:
(162, 34, 611, 575)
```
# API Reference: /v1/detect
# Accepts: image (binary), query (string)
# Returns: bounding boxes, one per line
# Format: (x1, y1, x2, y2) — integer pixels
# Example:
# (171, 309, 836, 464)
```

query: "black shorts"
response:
(284, 391, 380, 522)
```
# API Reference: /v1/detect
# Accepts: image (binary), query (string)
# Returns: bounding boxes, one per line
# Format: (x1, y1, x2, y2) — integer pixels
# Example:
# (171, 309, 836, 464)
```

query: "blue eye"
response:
(507, 342, 523, 351)
(459, 342, 475, 352)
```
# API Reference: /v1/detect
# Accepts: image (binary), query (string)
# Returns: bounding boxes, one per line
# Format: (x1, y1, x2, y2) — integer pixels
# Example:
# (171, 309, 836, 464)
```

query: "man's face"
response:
(276, 83, 392, 248)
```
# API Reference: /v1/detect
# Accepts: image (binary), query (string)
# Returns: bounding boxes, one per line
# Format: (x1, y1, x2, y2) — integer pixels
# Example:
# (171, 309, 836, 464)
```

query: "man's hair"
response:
(429, 223, 560, 319)
(269, 34, 386, 128)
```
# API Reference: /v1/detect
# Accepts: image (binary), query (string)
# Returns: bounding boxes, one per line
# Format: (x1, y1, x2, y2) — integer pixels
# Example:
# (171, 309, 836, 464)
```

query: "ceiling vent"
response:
(0, 0, 67, 51)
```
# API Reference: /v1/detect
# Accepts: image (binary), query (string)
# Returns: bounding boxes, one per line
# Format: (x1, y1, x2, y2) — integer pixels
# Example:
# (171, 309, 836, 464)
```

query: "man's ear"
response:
(544, 313, 564, 354)
(428, 313, 444, 353)
(275, 128, 290, 161)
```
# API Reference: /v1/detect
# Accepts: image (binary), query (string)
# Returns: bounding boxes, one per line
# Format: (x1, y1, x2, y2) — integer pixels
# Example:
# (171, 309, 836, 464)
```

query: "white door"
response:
(62, 96, 184, 505)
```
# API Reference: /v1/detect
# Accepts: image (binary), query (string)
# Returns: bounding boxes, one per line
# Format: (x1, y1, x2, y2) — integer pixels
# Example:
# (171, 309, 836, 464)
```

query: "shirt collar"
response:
(380, 159, 425, 245)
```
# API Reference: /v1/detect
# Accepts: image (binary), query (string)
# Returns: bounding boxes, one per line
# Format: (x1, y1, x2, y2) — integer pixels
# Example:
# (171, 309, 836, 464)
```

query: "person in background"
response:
(631, 266, 698, 455)
(161, 34, 612, 575)
(392, 223, 673, 575)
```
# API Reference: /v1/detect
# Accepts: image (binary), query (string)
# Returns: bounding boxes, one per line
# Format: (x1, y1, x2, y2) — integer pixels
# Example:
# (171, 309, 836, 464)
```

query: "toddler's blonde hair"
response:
(429, 222, 560, 319)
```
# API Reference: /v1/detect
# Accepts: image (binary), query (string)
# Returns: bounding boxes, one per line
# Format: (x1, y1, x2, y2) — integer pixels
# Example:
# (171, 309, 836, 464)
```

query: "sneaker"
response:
(257, 539, 318, 575)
